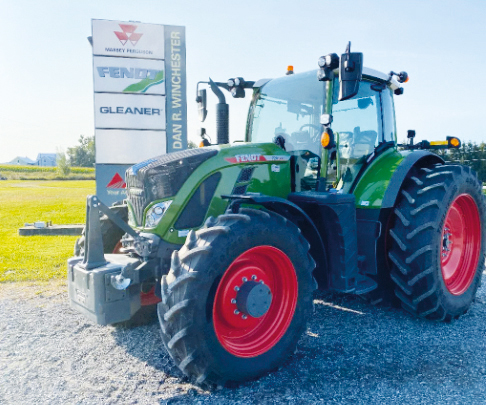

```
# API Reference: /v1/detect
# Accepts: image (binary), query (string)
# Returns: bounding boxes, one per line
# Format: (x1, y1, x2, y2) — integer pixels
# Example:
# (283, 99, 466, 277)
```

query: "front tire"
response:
(157, 208, 316, 387)
(388, 163, 486, 321)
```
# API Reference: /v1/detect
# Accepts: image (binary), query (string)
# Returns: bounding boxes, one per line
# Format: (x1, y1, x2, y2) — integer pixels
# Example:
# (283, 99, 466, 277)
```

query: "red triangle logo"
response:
(106, 173, 126, 189)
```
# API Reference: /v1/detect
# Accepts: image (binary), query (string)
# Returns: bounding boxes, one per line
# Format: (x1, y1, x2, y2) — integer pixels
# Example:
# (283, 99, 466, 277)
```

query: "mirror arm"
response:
(209, 78, 226, 103)
(196, 81, 208, 102)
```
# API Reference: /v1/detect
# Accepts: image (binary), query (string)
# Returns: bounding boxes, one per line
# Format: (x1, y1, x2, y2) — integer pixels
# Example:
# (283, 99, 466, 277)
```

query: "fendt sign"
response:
(91, 19, 187, 205)
(93, 57, 165, 94)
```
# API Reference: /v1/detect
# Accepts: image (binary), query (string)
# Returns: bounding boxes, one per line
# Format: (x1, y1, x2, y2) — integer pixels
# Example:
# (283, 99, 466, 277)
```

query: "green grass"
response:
(0, 180, 95, 282)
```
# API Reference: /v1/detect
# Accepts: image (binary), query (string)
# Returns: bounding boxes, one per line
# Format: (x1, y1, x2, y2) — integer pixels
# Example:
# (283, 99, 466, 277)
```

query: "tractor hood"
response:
(126, 148, 218, 225)
(126, 143, 292, 243)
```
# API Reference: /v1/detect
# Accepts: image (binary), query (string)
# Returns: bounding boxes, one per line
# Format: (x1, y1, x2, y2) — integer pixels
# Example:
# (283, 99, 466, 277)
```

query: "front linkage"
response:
(68, 196, 161, 325)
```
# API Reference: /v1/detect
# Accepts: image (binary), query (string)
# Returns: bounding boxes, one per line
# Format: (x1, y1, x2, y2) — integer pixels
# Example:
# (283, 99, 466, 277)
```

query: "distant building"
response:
(35, 153, 57, 167)
(4, 156, 35, 165)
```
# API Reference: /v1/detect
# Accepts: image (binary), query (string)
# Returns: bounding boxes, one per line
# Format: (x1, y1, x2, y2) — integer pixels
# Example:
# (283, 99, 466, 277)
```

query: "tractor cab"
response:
(246, 64, 401, 194)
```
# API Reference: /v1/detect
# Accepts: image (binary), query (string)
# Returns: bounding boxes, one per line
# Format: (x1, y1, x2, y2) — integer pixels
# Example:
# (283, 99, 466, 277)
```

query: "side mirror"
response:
(196, 89, 207, 122)
(339, 42, 363, 101)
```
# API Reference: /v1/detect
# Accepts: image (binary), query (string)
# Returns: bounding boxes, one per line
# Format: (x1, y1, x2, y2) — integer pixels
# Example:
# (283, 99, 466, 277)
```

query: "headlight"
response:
(145, 200, 172, 229)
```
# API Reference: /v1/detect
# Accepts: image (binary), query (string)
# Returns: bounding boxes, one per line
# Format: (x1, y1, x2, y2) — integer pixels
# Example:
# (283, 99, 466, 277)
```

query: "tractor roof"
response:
(362, 67, 400, 90)
(253, 67, 400, 91)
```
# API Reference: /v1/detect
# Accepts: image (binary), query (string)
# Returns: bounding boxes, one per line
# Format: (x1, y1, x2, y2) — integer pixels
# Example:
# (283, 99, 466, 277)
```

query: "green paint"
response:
(352, 148, 408, 208)
(123, 70, 165, 93)
(137, 143, 291, 245)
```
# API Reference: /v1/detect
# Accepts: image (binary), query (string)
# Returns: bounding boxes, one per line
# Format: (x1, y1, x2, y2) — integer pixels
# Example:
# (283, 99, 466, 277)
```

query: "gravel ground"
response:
(1, 276, 486, 405)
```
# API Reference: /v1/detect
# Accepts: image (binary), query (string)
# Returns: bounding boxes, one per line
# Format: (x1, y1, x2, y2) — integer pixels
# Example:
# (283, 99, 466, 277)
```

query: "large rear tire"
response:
(157, 208, 316, 387)
(388, 163, 486, 321)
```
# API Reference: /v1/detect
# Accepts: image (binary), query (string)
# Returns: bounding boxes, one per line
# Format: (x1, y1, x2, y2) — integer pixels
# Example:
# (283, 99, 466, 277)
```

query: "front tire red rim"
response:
(441, 194, 481, 295)
(213, 246, 298, 358)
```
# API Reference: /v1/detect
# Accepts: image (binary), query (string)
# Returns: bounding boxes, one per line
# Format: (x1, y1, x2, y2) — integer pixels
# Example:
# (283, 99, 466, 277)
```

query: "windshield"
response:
(247, 70, 326, 157)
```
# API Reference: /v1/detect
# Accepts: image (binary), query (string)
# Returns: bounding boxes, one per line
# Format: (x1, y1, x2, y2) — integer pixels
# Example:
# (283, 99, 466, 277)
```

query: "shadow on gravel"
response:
(284, 290, 486, 391)
(108, 285, 486, 402)
(110, 306, 186, 381)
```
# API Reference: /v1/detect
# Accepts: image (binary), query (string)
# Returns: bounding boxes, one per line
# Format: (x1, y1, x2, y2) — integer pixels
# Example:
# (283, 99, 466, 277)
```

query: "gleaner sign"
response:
(99, 107, 162, 115)
(91, 19, 186, 205)
(94, 93, 166, 130)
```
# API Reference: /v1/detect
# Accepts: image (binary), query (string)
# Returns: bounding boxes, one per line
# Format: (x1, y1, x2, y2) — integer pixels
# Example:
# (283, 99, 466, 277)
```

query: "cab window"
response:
(332, 79, 381, 159)
(331, 79, 382, 191)
(381, 87, 397, 142)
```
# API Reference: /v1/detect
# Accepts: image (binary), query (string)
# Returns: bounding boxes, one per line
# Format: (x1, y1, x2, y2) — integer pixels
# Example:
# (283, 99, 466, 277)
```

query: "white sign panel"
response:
(94, 93, 166, 130)
(93, 56, 165, 95)
(92, 19, 165, 59)
(96, 130, 166, 164)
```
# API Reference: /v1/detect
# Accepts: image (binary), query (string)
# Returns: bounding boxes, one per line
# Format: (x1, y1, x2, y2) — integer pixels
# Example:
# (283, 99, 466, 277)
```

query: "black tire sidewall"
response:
(180, 213, 314, 383)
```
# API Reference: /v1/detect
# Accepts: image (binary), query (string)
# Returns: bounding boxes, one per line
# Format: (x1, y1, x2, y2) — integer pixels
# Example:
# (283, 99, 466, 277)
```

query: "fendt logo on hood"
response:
(225, 154, 264, 164)
(224, 154, 291, 164)
(114, 24, 143, 46)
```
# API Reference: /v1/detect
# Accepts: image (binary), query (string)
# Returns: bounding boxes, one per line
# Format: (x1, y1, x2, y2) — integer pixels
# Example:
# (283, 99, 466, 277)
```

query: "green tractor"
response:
(68, 43, 486, 387)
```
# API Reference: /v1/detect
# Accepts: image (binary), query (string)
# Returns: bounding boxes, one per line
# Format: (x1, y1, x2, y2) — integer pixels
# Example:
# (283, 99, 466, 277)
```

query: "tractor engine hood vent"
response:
(125, 148, 218, 225)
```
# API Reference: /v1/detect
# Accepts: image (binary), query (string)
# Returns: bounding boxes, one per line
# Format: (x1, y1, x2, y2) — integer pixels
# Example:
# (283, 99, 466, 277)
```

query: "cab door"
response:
(330, 78, 396, 192)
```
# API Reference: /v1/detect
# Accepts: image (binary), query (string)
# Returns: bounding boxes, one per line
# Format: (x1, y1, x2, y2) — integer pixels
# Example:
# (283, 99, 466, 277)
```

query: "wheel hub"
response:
(442, 227, 453, 258)
(235, 280, 272, 318)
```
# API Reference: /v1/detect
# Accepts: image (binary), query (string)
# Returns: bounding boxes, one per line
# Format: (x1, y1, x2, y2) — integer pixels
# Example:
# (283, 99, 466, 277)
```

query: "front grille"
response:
(232, 185, 248, 195)
(237, 166, 255, 182)
(231, 166, 255, 196)
(125, 148, 218, 224)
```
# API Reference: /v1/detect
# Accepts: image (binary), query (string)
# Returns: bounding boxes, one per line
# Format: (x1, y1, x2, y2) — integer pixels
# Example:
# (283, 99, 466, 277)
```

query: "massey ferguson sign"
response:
(92, 21, 165, 59)
(91, 19, 186, 205)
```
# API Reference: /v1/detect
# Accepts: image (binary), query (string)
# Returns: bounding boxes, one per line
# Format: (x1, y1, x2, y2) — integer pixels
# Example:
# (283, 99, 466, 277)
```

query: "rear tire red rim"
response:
(440, 194, 481, 295)
(213, 246, 298, 358)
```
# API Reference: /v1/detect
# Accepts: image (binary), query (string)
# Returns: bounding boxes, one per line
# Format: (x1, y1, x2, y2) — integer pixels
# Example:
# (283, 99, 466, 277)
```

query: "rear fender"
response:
(381, 151, 444, 208)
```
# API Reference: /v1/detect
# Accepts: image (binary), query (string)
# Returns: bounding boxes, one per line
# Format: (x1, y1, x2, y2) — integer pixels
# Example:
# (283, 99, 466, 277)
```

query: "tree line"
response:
(431, 141, 486, 183)
(57, 135, 95, 175)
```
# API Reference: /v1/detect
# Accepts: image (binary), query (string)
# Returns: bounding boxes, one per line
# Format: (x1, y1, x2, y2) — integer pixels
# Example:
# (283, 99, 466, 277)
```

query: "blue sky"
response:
(1, 0, 485, 162)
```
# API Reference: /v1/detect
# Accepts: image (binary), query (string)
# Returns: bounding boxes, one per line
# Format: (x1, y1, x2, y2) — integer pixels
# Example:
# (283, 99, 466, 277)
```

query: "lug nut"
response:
(260, 280, 265, 285)
(252, 275, 257, 280)
(234, 286, 240, 291)
(242, 315, 247, 320)
(234, 309, 240, 315)
(242, 277, 248, 282)
(231, 298, 236, 304)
